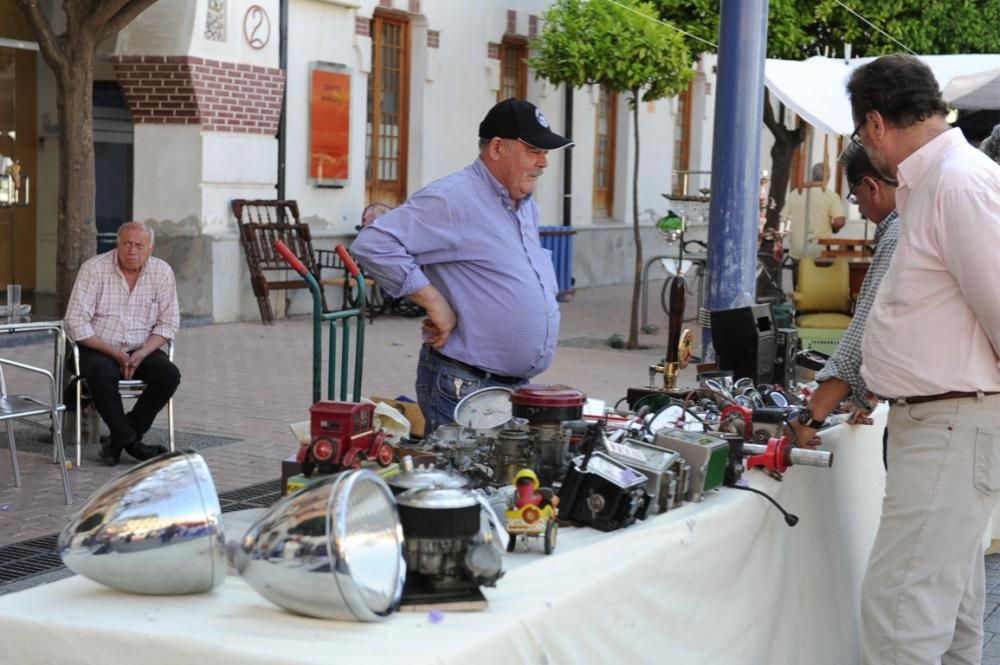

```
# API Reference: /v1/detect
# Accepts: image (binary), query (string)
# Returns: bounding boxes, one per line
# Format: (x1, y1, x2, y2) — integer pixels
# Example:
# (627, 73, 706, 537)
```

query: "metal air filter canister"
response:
(510, 384, 587, 422)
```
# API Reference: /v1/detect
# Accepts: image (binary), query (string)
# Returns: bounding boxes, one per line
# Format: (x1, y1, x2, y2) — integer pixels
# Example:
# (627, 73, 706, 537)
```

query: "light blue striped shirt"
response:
(350, 158, 560, 379)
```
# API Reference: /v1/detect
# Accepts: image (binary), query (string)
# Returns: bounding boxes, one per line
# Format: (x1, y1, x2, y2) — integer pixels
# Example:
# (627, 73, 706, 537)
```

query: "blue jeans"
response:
(415, 346, 525, 435)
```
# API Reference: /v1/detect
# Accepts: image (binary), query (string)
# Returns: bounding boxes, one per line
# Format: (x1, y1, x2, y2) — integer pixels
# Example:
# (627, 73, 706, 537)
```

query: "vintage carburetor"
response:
(395, 487, 504, 595)
(509, 384, 588, 486)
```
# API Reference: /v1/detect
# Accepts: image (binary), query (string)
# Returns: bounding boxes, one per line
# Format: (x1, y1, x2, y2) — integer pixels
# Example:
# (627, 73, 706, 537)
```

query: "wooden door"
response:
(365, 14, 410, 207)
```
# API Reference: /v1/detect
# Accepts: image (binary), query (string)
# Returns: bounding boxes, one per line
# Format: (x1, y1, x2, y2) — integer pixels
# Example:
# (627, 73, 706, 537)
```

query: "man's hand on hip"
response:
(408, 285, 457, 349)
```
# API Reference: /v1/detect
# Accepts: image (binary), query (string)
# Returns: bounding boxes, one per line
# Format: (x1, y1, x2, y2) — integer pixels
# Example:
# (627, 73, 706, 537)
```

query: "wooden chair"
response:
(231, 199, 329, 324)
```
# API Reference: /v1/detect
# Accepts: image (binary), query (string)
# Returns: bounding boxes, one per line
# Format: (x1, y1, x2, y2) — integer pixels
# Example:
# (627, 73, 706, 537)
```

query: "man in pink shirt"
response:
(848, 55, 1000, 664)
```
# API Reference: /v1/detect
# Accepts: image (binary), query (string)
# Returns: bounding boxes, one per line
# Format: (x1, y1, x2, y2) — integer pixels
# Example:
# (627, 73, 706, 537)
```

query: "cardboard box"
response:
(371, 396, 425, 438)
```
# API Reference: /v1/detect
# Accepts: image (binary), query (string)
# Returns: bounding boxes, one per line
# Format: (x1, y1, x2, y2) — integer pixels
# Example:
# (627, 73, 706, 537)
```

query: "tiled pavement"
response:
(2, 280, 1000, 660)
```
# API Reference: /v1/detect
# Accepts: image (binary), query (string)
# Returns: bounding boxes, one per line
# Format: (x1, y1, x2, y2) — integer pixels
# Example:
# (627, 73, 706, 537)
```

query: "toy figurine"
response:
(505, 468, 558, 555)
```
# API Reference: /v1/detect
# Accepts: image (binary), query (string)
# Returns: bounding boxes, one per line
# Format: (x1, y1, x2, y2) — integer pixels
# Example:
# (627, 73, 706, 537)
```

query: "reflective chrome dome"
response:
(232, 469, 406, 621)
(58, 450, 226, 595)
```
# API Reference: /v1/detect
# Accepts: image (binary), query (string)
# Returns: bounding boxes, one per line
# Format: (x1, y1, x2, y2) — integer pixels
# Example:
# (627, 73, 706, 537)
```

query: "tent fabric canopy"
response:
(764, 54, 1000, 137)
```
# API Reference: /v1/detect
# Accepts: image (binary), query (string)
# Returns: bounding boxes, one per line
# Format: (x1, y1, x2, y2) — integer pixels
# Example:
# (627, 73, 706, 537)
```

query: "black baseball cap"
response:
(478, 98, 574, 150)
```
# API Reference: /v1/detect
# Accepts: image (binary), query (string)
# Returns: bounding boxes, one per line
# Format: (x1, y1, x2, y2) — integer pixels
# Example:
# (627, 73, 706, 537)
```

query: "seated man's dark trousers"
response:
(77, 346, 181, 453)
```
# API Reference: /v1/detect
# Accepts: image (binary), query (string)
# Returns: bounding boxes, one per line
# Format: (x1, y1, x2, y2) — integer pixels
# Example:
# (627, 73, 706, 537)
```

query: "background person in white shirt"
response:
(848, 54, 1000, 665)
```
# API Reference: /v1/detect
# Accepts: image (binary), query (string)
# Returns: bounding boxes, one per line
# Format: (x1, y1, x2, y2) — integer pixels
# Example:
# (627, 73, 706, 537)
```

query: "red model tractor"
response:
(298, 401, 394, 476)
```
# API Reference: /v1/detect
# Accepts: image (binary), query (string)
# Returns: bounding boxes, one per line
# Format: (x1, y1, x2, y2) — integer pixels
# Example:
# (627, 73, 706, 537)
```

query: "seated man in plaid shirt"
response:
(789, 142, 899, 451)
(65, 221, 180, 467)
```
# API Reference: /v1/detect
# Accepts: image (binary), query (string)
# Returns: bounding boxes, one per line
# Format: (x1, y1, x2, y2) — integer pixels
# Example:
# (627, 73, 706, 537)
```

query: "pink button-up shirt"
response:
(861, 128, 1000, 398)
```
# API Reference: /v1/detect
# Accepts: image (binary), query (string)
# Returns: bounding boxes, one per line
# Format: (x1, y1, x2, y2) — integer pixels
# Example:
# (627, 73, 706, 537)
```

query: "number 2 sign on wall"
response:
(243, 5, 271, 50)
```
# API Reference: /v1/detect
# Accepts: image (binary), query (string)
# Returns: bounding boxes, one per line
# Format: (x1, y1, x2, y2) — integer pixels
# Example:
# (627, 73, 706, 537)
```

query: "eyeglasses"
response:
(847, 181, 860, 205)
(850, 118, 867, 147)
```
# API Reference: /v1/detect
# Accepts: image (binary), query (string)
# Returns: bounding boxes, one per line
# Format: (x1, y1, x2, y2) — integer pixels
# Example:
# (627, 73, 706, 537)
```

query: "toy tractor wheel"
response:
(544, 520, 557, 555)
(506, 532, 518, 553)
(376, 442, 394, 467)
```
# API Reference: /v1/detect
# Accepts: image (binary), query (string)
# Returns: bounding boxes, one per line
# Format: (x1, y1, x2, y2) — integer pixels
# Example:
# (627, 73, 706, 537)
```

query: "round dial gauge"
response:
(453, 386, 514, 430)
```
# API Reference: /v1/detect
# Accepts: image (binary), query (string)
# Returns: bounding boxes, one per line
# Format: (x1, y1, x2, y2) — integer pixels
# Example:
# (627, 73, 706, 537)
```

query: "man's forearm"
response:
(137, 334, 169, 356)
(808, 377, 851, 420)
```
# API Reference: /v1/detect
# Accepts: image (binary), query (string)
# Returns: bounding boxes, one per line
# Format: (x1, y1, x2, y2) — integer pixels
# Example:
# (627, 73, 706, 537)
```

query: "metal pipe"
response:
(277, 0, 289, 199)
(742, 442, 834, 468)
(562, 86, 573, 227)
(702, 0, 769, 359)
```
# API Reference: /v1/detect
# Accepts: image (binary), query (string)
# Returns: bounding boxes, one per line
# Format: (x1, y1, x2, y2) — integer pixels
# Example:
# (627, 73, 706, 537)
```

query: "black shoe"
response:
(124, 440, 168, 462)
(99, 444, 121, 467)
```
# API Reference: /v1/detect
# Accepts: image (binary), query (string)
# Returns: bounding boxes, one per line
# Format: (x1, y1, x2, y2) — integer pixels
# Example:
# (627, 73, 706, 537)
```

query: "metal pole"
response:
(277, 0, 288, 200)
(702, 0, 769, 360)
(562, 86, 573, 227)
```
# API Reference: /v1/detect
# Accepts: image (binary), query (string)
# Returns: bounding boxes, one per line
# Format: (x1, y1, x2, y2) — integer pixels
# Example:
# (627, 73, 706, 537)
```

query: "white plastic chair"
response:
(68, 340, 175, 467)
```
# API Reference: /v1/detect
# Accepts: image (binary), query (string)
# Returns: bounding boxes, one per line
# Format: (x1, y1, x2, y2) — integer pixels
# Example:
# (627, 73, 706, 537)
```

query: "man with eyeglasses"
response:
(789, 142, 898, 459)
(65, 221, 180, 467)
(846, 54, 1000, 665)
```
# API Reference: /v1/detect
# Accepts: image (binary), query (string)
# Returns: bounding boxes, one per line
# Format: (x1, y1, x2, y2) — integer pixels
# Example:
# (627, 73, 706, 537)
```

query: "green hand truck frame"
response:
(274, 240, 366, 403)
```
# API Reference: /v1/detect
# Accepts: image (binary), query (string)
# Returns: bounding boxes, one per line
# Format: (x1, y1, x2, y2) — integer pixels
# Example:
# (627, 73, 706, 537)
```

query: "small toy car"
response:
(299, 401, 394, 476)
(505, 468, 558, 555)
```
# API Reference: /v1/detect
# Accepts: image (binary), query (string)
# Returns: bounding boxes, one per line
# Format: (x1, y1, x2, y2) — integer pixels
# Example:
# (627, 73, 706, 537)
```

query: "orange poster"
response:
(309, 65, 350, 185)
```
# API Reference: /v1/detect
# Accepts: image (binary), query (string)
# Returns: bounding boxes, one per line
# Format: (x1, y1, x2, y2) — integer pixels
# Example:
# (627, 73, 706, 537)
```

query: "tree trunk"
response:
(626, 91, 642, 350)
(762, 90, 804, 231)
(757, 90, 804, 303)
(54, 50, 98, 313)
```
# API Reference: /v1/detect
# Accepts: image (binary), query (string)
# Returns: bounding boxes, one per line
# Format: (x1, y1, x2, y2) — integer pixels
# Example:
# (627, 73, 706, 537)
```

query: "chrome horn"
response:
(232, 469, 406, 621)
(58, 451, 226, 595)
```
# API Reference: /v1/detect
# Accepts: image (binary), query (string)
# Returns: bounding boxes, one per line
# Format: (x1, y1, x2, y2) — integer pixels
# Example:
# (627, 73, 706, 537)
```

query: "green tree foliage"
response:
(529, 0, 694, 350)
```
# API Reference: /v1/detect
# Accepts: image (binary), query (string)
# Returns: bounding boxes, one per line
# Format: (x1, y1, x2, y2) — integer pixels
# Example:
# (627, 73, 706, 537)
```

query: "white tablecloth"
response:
(0, 406, 888, 665)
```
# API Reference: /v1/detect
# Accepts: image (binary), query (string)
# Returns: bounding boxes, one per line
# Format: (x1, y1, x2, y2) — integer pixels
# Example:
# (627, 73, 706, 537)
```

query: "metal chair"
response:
(1, 323, 72, 504)
(68, 340, 176, 467)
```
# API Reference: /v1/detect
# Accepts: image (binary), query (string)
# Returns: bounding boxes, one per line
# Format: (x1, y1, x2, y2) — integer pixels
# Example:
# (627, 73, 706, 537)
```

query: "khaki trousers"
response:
(862, 393, 1000, 665)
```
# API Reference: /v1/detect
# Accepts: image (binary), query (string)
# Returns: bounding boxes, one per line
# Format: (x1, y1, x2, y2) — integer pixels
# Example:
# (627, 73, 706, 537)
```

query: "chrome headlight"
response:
(58, 451, 226, 595)
(233, 469, 405, 621)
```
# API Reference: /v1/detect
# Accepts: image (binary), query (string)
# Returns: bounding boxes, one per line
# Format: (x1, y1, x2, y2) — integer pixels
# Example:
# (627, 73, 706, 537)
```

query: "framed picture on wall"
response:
(309, 62, 351, 188)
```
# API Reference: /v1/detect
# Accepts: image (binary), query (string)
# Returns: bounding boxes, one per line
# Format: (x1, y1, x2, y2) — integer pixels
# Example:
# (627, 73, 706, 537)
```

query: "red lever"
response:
(745, 435, 792, 474)
(336, 244, 360, 277)
(720, 404, 753, 438)
(274, 240, 309, 276)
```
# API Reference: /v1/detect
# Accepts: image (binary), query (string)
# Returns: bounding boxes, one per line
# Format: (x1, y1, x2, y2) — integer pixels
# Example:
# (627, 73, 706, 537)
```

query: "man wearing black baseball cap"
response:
(352, 98, 573, 434)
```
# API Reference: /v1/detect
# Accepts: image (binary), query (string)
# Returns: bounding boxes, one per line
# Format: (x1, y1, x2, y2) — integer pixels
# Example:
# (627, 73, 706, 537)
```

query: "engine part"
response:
(386, 455, 470, 495)
(396, 487, 504, 593)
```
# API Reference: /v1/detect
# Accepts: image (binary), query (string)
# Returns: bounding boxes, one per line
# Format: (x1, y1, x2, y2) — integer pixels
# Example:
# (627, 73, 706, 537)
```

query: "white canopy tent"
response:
(764, 54, 1000, 137)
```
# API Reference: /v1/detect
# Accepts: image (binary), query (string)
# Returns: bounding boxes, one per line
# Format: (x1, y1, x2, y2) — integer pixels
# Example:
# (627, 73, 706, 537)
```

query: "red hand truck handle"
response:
(336, 244, 360, 277)
(273, 240, 309, 276)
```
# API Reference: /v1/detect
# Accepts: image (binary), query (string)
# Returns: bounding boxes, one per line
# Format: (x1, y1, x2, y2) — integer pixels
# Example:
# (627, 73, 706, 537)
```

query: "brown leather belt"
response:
(898, 391, 1000, 405)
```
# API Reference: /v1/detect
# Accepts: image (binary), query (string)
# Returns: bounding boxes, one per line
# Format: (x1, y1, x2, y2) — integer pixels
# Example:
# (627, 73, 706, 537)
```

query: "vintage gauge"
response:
(453, 386, 513, 430)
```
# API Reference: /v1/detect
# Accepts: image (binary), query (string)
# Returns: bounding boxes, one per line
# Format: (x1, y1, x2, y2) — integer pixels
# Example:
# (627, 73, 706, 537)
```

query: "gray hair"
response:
(810, 163, 826, 182)
(117, 220, 154, 247)
(982, 123, 1000, 165)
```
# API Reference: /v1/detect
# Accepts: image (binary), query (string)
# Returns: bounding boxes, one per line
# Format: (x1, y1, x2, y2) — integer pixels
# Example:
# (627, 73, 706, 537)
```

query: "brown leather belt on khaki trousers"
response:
(896, 390, 1000, 405)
